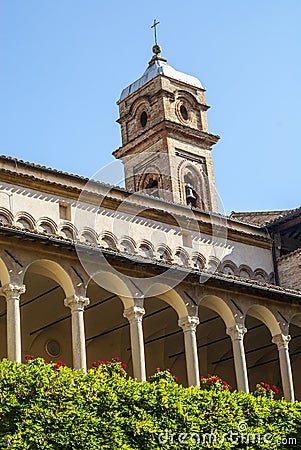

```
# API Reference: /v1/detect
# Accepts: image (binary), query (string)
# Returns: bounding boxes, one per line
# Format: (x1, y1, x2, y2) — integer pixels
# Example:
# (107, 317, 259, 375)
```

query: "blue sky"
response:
(0, 1, 300, 214)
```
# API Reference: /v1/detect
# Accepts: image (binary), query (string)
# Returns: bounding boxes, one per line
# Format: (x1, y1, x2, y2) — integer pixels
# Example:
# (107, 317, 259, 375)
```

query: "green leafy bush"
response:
(0, 358, 300, 449)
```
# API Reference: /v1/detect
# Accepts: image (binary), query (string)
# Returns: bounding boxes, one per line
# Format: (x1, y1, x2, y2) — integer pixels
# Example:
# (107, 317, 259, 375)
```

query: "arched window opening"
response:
(144, 177, 159, 198)
(184, 175, 198, 207)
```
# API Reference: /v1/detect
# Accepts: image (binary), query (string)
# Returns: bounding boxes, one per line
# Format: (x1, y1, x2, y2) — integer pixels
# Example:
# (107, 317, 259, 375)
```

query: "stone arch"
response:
(23, 259, 75, 299)
(199, 294, 236, 329)
(0, 257, 10, 287)
(253, 268, 269, 283)
(190, 252, 206, 271)
(220, 260, 238, 277)
(178, 161, 209, 210)
(137, 240, 154, 258)
(99, 231, 118, 251)
(175, 90, 198, 109)
(246, 304, 281, 337)
(238, 265, 253, 280)
(58, 222, 78, 241)
(173, 247, 189, 266)
(156, 244, 172, 263)
(137, 166, 163, 197)
(128, 96, 151, 118)
(80, 227, 98, 245)
(144, 283, 189, 319)
(207, 256, 220, 273)
(89, 271, 135, 310)
(0, 207, 13, 226)
(15, 212, 36, 231)
(37, 217, 58, 235)
(119, 236, 136, 255)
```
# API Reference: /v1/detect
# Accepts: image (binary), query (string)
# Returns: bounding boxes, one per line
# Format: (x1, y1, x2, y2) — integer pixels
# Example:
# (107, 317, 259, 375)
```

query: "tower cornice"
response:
(113, 120, 220, 159)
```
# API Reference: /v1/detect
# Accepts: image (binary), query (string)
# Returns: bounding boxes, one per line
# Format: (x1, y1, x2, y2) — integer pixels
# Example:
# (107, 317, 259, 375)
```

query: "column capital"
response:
(227, 324, 247, 341)
(64, 295, 90, 312)
(178, 315, 199, 333)
(1, 283, 26, 300)
(123, 306, 145, 323)
(272, 333, 291, 350)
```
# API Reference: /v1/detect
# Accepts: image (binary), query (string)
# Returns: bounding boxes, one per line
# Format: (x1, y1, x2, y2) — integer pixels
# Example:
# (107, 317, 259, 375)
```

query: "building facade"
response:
(0, 46, 300, 401)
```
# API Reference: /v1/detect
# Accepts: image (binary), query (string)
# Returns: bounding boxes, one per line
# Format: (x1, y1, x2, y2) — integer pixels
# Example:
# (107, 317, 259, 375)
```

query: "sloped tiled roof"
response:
(230, 208, 301, 227)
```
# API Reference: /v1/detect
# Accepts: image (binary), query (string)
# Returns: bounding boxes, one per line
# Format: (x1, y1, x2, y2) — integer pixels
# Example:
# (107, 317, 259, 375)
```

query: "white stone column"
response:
(123, 306, 146, 382)
(64, 295, 90, 371)
(2, 283, 26, 363)
(226, 324, 249, 393)
(178, 316, 200, 387)
(272, 334, 295, 402)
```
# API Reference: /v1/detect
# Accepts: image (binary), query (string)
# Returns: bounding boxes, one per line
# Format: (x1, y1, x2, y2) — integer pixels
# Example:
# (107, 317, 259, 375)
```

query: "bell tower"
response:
(113, 44, 220, 212)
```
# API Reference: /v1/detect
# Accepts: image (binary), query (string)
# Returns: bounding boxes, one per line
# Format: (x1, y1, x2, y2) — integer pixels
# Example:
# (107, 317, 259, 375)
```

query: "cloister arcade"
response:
(0, 240, 300, 403)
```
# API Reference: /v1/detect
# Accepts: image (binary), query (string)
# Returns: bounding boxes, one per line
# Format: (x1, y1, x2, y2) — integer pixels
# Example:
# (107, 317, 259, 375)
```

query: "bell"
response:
(185, 186, 197, 203)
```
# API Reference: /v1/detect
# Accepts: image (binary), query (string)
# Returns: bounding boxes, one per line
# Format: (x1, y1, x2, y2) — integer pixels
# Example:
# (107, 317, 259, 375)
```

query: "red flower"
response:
(265, 383, 270, 390)
(174, 376, 179, 383)
(25, 355, 34, 361)
(156, 367, 161, 372)
(113, 356, 120, 362)
(121, 363, 127, 370)
(119, 370, 123, 375)
(92, 362, 97, 367)
(98, 360, 104, 365)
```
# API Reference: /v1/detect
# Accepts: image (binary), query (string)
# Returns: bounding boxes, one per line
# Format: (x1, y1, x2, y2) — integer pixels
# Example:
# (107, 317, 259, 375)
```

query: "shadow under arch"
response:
(197, 294, 236, 388)
(244, 304, 281, 396)
(90, 271, 135, 310)
(23, 259, 75, 298)
(85, 274, 133, 374)
(287, 313, 301, 400)
(0, 257, 10, 359)
(20, 259, 74, 365)
(246, 304, 281, 337)
(199, 294, 236, 329)
(142, 285, 187, 384)
(144, 283, 188, 319)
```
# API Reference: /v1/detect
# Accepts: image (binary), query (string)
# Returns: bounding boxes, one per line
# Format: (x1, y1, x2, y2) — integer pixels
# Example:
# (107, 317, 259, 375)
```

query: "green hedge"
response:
(0, 358, 300, 449)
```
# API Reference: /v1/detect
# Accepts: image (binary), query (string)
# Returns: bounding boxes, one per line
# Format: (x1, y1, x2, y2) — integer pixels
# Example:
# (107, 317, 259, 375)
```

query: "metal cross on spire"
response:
(151, 19, 160, 46)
